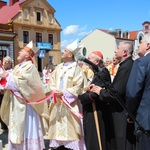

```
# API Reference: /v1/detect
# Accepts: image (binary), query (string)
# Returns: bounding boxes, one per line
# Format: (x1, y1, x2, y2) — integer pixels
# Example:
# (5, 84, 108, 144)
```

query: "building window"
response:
(36, 11, 42, 21)
(126, 32, 128, 38)
(23, 31, 29, 43)
(49, 55, 53, 64)
(24, 9, 29, 20)
(122, 32, 125, 38)
(145, 25, 149, 30)
(49, 14, 54, 24)
(18, 13, 22, 22)
(48, 34, 53, 45)
(118, 31, 122, 38)
(0, 50, 7, 60)
(36, 32, 42, 42)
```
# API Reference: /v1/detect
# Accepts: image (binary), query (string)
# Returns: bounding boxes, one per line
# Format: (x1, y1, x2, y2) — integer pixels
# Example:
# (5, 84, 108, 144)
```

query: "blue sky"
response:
(48, 0, 150, 50)
(5, 0, 150, 50)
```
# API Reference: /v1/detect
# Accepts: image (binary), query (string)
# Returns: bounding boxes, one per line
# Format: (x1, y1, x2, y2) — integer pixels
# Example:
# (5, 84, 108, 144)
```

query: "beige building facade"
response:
(0, 22, 16, 63)
(80, 29, 116, 60)
(80, 28, 144, 61)
(142, 21, 150, 34)
(0, 0, 62, 72)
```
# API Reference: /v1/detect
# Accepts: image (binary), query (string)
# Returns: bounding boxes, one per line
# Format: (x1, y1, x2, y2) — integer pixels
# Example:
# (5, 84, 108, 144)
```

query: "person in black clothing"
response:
(91, 41, 136, 150)
(126, 34, 150, 150)
(78, 51, 112, 150)
(0, 91, 7, 131)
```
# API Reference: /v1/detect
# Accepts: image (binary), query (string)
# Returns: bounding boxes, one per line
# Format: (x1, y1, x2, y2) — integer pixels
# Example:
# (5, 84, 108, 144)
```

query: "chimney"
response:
(9, 0, 19, 6)
(0, 1, 7, 9)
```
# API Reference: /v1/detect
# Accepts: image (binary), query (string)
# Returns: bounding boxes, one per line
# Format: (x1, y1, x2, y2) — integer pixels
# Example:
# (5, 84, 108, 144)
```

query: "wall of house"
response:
(0, 23, 15, 62)
(80, 29, 116, 61)
(12, 0, 62, 70)
(142, 21, 150, 34)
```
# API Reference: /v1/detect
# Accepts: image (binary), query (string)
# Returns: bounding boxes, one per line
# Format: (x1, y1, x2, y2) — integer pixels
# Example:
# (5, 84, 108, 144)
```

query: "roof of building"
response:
(80, 28, 142, 42)
(129, 31, 140, 40)
(99, 28, 140, 40)
(0, 0, 25, 24)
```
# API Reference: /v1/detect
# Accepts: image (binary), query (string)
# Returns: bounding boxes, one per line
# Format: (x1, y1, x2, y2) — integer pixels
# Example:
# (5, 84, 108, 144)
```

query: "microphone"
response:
(76, 54, 101, 72)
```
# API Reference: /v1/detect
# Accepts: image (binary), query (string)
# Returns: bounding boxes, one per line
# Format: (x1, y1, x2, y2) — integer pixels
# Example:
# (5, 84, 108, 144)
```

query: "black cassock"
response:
(78, 66, 112, 150)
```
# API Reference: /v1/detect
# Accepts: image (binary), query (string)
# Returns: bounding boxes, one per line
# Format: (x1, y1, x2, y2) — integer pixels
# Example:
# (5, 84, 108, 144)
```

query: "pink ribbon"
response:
(11, 91, 83, 119)
(11, 90, 57, 104)
(60, 96, 83, 119)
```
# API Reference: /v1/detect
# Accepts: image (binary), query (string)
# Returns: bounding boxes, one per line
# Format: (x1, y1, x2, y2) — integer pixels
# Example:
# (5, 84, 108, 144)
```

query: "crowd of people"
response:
(0, 34, 150, 150)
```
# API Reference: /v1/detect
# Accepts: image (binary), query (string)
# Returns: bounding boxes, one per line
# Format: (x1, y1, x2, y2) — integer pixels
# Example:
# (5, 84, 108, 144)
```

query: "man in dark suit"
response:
(126, 34, 150, 150)
(78, 51, 111, 150)
(91, 41, 136, 150)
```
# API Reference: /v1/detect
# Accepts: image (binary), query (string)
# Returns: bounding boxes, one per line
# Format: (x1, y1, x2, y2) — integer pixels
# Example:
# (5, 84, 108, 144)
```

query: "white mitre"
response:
(24, 41, 39, 57)
(66, 39, 83, 55)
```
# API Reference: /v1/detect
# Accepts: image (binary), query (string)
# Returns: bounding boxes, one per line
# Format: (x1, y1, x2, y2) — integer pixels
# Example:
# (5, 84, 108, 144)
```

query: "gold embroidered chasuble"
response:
(46, 62, 87, 141)
(1, 61, 49, 144)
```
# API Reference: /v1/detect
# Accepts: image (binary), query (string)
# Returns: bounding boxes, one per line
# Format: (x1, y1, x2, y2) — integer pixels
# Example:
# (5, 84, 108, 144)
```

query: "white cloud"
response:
(63, 24, 89, 37)
(61, 40, 69, 48)
(78, 31, 88, 36)
(108, 27, 113, 31)
(63, 25, 79, 35)
(79, 29, 93, 36)
(61, 25, 90, 50)
(61, 39, 74, 51)
(78, 30, 91, 37)
(79, 25, 87, 32)
(77, 25, 89, 36)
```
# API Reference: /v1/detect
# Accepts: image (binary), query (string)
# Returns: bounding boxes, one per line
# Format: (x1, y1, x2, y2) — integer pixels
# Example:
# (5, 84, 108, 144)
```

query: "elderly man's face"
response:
(3, 59, 12, 70)
(114, 42, 125, 61)
(61, 48, 73, 60)
(138, 38, 148, 57)
(17, 49, 30, 63)
(87, 52, 100, 70)
(105, 59, 112, 66)
(88, 53, 98, 65)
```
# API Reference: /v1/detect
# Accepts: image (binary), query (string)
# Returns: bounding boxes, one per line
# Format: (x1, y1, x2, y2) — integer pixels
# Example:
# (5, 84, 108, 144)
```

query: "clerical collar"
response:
(63, 61, 74, 66)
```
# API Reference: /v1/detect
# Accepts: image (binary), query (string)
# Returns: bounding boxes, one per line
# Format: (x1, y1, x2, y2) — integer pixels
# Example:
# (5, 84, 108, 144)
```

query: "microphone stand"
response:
(92, 67, 150, 139)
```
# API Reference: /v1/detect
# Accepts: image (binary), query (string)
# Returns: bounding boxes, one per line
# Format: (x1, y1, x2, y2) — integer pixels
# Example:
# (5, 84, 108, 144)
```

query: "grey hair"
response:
(121, 41, 133, 56)
(106, 57, 112, 62)
(3, 56, 13, 63)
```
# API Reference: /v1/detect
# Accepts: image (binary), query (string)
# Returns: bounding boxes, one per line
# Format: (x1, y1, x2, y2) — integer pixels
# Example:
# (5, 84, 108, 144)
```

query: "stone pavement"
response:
(0, 123, 50, 150)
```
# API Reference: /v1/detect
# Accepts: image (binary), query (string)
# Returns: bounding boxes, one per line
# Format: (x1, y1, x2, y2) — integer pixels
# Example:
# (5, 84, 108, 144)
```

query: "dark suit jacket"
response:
(78, 66, 111, 150)
(99, 56, 134, 150)
(79, 67, 111, 105)
(100, 56, 134, 110)
(126, 53, 150, 130)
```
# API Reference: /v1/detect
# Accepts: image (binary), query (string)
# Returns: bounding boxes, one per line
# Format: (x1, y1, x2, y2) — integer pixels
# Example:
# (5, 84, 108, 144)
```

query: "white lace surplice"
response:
(9, 105, 45, 150)
(5, 73, 45, 150)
